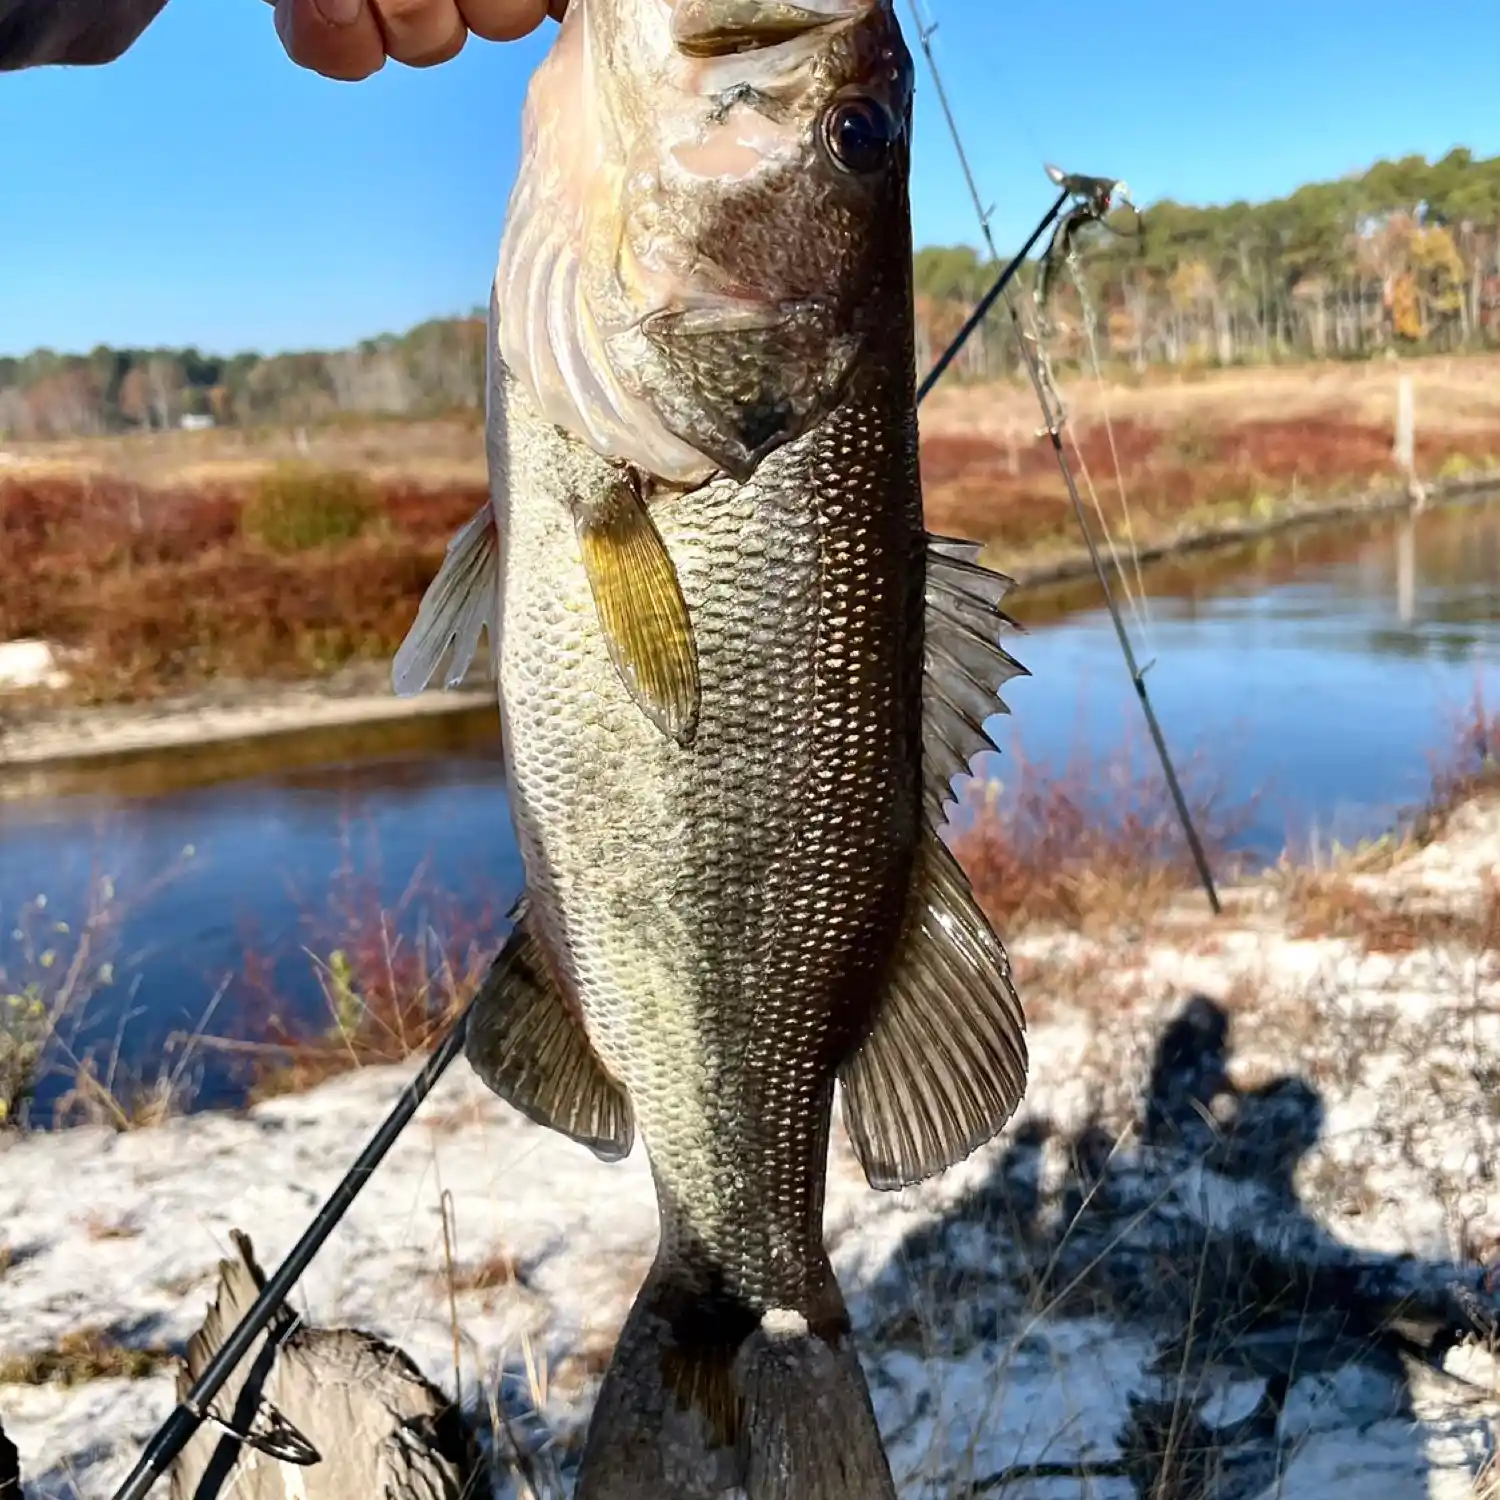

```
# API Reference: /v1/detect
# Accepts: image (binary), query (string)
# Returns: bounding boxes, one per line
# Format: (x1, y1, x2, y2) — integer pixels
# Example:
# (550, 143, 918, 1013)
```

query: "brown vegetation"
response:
(6, 378, 1497, 705)
(1281, 697, 1500, 952)
(0, 1327, 173, 1387)
(445, 1251, 524, 1295)
(0, 467, 484, 704)
(1286, 875, 1499, 954)
(238, 847, 501, 1102)
(211, 698, 1493, 1098)
(950, 737, 1247, 937)
(921, 409, 1500, 561)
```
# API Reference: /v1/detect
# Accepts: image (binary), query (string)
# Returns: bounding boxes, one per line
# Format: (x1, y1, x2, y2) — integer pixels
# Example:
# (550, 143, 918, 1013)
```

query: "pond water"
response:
(3, 495, 1498, 1122)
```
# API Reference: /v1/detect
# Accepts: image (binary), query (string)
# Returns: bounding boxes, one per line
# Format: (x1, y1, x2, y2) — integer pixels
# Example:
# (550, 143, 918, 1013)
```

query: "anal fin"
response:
(839, 826, 1028, 1190)
(576, 475, 701, 747)
(465, 902, 635, 1161)
(391, 503, 499, 698)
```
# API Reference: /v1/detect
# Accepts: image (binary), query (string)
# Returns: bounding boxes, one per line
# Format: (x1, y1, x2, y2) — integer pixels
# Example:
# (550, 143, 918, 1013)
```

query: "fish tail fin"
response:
(576, 1255, 897, 1500)
(734, 1301, 899, 1500)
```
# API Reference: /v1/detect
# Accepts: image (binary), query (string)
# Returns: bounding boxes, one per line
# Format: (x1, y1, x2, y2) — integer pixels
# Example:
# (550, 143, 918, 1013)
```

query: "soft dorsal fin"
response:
(838, 824, 1027, 1190)
(465, 901, 635, 1162)
(922, 534, 1029, 827)
(391, 503, 499, 699)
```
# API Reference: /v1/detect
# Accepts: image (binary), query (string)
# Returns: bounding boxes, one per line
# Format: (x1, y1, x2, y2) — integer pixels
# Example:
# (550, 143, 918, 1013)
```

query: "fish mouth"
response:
(671, 0, 872, 58)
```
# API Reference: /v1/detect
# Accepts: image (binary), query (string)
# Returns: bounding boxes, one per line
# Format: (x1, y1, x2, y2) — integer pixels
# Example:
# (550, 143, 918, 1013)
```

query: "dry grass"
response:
(0, 409, 487, 489)
(2, 849, 217, 1132)
(918, 351, 1500, 443)
(0, 470, 483, 705)
(1286, 877, 1500, 954)
(224, 739, 1249, 1097)
(5, 354, 1499, 706)
(1416, 690, 1500, 838)
(949, 737, 1248, 939)
(0, 1328, 173, 1387)
(48, 1057, 198, 1132)
(445, 1250, 525, 1294)
(237, 843, 503, 1101)
(8, 352, 1500, 489)
(81, 1213, 142, 1243)
(920, 409, 1500, 563)
(1282, 696, 1500, 951)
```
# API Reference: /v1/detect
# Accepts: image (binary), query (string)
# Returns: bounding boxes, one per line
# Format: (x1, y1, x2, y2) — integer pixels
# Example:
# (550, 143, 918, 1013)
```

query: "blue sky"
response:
(2, 0, 1497, 356)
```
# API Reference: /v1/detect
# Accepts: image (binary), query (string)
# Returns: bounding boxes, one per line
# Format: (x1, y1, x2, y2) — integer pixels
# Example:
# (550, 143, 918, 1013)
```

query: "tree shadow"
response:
(871, 993, 1499, 1498)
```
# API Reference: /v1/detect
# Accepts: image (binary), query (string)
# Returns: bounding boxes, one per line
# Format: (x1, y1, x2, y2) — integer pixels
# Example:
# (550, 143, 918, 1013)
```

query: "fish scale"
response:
(497, 355, 920, 1307)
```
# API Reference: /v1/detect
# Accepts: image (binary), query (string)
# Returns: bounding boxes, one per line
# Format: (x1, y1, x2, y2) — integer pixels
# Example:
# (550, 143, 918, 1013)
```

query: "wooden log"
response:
(169, 1231, 484, 1500)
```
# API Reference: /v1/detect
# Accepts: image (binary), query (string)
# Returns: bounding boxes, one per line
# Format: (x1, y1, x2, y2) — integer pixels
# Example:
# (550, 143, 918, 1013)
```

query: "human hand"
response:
(271, 0, 568, 80)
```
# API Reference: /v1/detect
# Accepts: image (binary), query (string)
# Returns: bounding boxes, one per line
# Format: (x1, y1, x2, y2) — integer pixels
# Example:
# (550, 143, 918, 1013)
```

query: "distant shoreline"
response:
(0, 672, 499, 802)
(2, 470, 1497, 801)
(995, 467, 1500, 589)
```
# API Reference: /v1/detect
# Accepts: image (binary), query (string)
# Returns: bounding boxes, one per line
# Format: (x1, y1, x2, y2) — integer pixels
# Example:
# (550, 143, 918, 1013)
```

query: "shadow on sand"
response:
(865, 994, 1499, 1498)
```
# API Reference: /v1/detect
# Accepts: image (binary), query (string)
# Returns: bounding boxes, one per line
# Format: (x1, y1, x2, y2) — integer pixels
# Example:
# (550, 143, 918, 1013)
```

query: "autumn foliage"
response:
(920, 411, 1500, 557)
(0, 470, 483, 702)
(3, 402, 1500, 704)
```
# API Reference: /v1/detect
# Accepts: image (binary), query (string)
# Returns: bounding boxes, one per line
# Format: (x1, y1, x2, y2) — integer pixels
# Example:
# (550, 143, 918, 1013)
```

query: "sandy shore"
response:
(0, 666, 498, 801)
(3, 794, 1497, 1498)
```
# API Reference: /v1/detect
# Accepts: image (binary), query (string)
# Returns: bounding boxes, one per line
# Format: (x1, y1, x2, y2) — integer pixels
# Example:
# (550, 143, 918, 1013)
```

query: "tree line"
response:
(0, 316, 488, 440)
(4, 148, 1499, 440)
(913, 146, 1500, 379)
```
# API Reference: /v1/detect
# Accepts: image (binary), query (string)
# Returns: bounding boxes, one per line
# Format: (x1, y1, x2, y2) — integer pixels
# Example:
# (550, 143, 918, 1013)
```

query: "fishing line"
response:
(904, 0, 1220, 916)
(1018, 263, 1154, 649)
(1062, 251, 1156, 652)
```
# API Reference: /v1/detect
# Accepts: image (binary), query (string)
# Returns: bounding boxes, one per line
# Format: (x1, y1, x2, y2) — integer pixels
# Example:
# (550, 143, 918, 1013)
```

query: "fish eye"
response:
(821, 96, 897, 176)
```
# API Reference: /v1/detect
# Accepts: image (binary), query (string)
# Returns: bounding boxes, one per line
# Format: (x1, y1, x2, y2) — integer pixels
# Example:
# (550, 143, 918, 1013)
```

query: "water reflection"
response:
(994, 494, 1500, 858)
(1, 745, 521, 1120)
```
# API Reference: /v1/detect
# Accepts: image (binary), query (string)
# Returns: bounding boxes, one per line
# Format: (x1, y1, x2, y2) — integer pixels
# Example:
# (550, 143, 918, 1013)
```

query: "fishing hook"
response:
(1037, 162, 1144, 311)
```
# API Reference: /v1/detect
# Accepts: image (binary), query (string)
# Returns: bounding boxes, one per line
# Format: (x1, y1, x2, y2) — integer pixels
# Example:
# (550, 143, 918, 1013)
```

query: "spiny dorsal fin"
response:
(922, 533, 1029, 827)
(465, 902, 635, 1162)
(392, 503, 499, 699)
(575, 476, 701, 748)
(838, 825, 1027, 1190)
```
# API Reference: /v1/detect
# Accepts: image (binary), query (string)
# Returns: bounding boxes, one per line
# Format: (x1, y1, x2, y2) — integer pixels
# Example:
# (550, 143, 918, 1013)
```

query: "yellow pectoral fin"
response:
(576, 479, 701, 747)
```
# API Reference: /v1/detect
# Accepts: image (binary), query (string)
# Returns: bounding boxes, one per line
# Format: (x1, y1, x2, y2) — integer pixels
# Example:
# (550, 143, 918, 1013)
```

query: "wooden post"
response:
(1394, 374, 1427, 510)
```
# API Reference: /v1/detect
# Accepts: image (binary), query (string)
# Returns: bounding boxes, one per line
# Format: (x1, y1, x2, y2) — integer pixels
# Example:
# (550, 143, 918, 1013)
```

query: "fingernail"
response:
(314, 0, 364, 24)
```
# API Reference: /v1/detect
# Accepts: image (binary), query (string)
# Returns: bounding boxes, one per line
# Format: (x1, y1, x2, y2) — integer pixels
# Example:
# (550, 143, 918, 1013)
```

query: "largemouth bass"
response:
(393, 1, 1029, 1494)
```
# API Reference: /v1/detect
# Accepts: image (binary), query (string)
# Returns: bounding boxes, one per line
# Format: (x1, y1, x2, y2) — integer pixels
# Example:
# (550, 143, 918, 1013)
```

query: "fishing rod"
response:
(107, 1007, 475, 1500)
(904, 0, 1221, 915)
(916, 186, 1067, 403)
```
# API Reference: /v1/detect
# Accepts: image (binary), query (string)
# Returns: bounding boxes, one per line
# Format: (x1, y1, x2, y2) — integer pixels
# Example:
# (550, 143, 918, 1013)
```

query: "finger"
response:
(370, 0, 468, 66)
(456, 0, 554, 41)
(273, 0, 386, 80)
